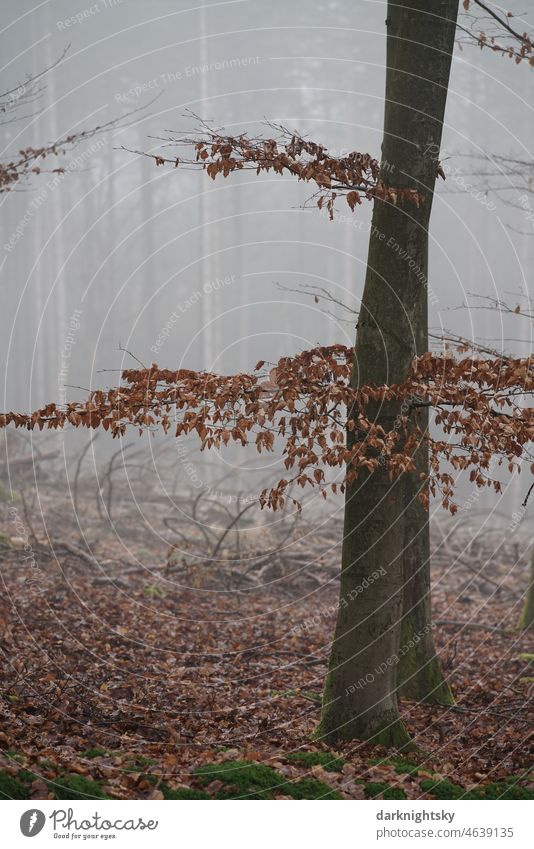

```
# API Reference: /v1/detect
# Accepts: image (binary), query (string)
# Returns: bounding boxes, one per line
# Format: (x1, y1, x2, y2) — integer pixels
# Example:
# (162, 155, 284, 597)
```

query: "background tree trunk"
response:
(317, 0, 459, 745)
(517, 548, 534, 630)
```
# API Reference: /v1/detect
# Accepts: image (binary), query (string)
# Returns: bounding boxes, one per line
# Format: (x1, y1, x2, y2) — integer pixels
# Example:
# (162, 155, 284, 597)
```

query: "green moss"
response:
(368, 718, 414, 750)
(288, 778, 343, 800)
(143, 584, 165, 598)
(48, 774, 111, 800)
(366, 782, 408, 799)
(384, 786, 407, 799)
(195, 760, 281, 791)
(134, 755, 154, 768)
(477, 780, 534, 800)
(161, 784, 211, 800)
(18, 769, 38, 783)
(393, 759, 419, 775)
(316, 708, 413, 748)
(194, 760, 342, 799)
(398, 615, 454, 704)
(0, 771, 29, 799)
(124, 755, 155, 773)
(81, 747, 108, 759)
(0, 484, 15, 502)
(517, 605, 534, 630)
(420, 778, 466, 799)
(421, 775, 534, 801)
(364, 782, 382, 797)
(369, 756, 420, 775)
(518, 653, 534, 665)
(287, 751, 345, 772)
(5, 751, 23, 763)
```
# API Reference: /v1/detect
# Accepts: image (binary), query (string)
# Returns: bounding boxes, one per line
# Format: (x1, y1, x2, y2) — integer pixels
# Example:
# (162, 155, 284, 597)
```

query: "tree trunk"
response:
(316, 0, 459, 745)
(517, 548, 534, 630)
(397, 449, 454, 704)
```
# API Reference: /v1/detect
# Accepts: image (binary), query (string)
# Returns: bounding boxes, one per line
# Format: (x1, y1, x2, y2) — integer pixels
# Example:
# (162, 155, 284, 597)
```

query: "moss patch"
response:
(287, 751, 345, 772)
(194, 759, 343, 799)
(421, 776, 534, 800)
(364, 781, 406, 800)
(48, 774, 112, 800)
(0, 771, 29, 799)
(0, 484, 15, 502)
(161, 784, 210, 800)
(81, 747, 108, 759)
(287, 778, 343, 799)
(398, 616, 455, 705)
(123, 755, 155, 773)
(18, 769, 39, 784)
(420, 778, 465, 799)
(369, 756, 420, 776)
(367, 718, 414, 750)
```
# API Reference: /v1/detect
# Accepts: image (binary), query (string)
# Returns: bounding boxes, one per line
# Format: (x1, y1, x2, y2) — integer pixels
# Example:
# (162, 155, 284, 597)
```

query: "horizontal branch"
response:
(1, 345, 534, 513)
(127, 114, 430, 218)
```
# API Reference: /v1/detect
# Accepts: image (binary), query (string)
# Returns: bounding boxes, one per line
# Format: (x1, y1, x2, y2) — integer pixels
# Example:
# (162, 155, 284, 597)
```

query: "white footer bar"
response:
(3, 799, 531, 848)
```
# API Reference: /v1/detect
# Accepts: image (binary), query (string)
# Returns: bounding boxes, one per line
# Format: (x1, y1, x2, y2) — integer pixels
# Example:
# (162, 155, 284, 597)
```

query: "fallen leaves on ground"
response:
(0, 534, 532, 800)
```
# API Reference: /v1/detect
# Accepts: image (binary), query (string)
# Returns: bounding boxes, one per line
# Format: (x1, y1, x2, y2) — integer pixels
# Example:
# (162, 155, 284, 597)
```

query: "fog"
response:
(1, 0, 533, 520)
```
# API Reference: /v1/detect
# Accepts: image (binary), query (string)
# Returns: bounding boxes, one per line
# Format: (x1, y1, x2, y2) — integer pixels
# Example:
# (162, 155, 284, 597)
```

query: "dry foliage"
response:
(125, 119, 428, 218)
(0, 530, 532, 799)
(460, 0, 534, 64)
(1, 346, 534, 513)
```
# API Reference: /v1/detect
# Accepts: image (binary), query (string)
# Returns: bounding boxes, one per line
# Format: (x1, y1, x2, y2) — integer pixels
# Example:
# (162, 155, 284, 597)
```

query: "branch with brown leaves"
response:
(1, 346, 534, 513)
(459, 0, 534, 64)
(124, 116, 426, 218)
(1, 105, 156, 194)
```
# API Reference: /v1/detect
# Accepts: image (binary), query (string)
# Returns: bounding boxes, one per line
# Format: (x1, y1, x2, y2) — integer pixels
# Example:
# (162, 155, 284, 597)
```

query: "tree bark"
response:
(517, 548, 534, 630)
(397, 445, 454, 704)
(316, 0, 459, 745)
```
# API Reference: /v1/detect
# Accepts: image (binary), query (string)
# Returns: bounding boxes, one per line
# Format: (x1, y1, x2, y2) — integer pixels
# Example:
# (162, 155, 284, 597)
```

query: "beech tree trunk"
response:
(397, 441, 454, 704)
(517, 548, 534, 630)
(316, 0, 459, 745)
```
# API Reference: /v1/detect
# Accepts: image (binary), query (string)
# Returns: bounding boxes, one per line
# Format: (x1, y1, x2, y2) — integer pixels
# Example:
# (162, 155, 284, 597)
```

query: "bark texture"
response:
(317, 0, 459, 744)
(517, 549, 534, 630)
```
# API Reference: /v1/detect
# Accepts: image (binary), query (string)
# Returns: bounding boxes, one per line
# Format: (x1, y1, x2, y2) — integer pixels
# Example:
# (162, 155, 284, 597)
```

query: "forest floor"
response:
(1, 509, 533, 802)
